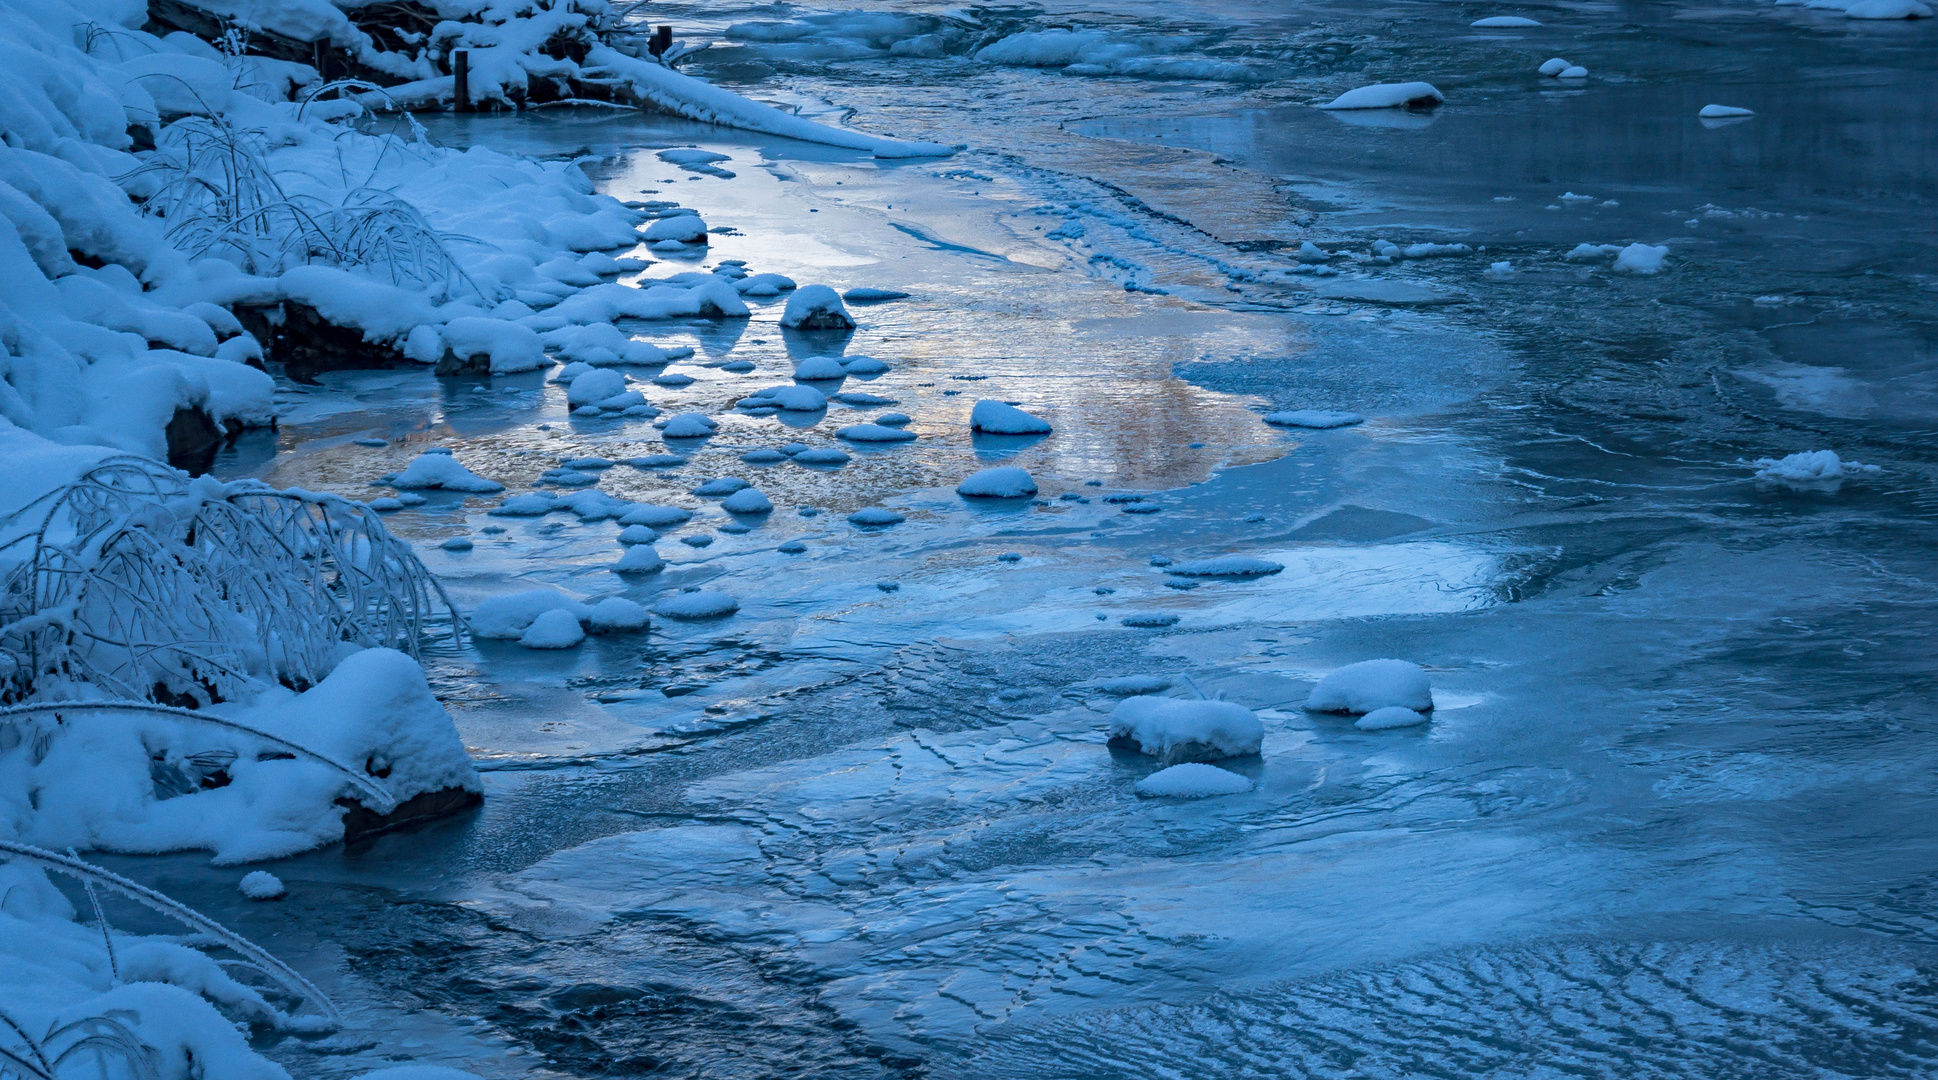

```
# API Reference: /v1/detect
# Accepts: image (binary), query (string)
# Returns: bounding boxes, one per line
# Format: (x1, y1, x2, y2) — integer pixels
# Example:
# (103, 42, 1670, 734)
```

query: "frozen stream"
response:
(92, 1, 1938, 1077)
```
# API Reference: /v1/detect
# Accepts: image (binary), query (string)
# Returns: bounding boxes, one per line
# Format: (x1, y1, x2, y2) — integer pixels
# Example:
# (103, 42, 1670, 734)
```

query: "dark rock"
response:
(339, 785, 483, 844)
(273, 300, 407, 383)
(165, 405, 221, 474)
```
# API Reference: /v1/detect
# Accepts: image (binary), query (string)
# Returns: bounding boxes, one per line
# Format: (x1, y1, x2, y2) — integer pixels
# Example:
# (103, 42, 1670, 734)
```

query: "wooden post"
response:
(453, 49, 469, 112)
(650, 25, 672, 58)
(312, 39, 329, 82)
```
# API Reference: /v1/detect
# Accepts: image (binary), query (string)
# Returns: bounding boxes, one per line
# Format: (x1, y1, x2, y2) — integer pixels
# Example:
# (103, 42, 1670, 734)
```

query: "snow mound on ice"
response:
(1135, 763, 1255, 798)
(1613, 243, 1670, 275)
(519, 608, 586, 649)
(849, 507, 906, 526)
(654, 590, 739, 619)
(1093, 675, 1174, 695)
(792, 356, 849, 380)
(780, 285, 856, 329)
(970, 399, 1053, 434)
(1699, 104, 1755, 118)
(1167, 556, 1284, 578)
(1844, 0, 1931, 17)
(238, 871, 285, 900)
(839, 423, 918, 443)
(749, 384, 828, 410)
(957, 467, 1038, 498)
(568, 369, 628, 406)
(644, 214, 709, 243)
(1122, 613, 1180, 628)
(472, 589, 591, 639)
(1319, 82, 1444, 110)
(1559, 65, 1589, 79)
(1263, 409, 1364, 429)
(619, 524, 658, 544)
(662, 412, 718, 438)
(613, 545, 665, 573)
(619, 504, 693, 527)
(722, 488, 774, 514)
(1471, 15, 1542, 26)
(388, 453, 503, 492)
(1108, 697, 1264, 764)
(692, 477, 750, 496)
(1356, 706, 1430, 730)
(1305, 659, 1434, 714)
(587, 597, 650, 632)
(844, 287, 909, 301)
(1539, 57, 1572, 75)
(1750, 450, 1880, 484)
(794, 448, 851, 465)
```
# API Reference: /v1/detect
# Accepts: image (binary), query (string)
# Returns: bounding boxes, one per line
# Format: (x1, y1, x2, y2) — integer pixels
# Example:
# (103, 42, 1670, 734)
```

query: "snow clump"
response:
(1167, 556, 1284, 578)
(1108, 697, 1265, 764)
(1319, 82, 1444, 110)
(957, 467, 1039, 498)
(239, 871, 286, 900)
(1471, 15, 1542, 25)
(780, 285, 856, 330)
(519, 608, 587, 649)
(661, 413, 719, 438)
(1699, 104, 1755, 118)
(722, 488, 774, 513)
(472, 589, 592, 639)
(1613, 243, 1670, 274)
(1135, 763, 1255, 798)
(970, 400, 1053, 434)
(387, 453, 504, 493)
(654, 590, 740, 619)
(1305, 659, 1434, 714)
(587, 597, 650, 632)
(614, 545, 666, 573)
(1356, 706, 1430, 730)
(1751, 450, 1880, 484)
(839, 424, 918, 443)
(1263, 410, 1364, 429)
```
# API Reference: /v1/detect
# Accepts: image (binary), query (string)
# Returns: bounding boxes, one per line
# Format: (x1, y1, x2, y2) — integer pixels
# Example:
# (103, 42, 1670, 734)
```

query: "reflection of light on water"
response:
(985, 541, 1499, 635)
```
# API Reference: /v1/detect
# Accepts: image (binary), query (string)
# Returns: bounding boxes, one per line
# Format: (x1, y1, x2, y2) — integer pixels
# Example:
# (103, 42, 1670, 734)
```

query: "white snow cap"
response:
(662, 412, 718, 438)
(1356, 706, 1429, 731)
(1558, 65, 1589, 79)
(957, 466, 1039, 498)
(1699, 104, 1755, 118)
(839, 423, 918, 443)
(793, 356, 848, 380)
(387, 453, 505, 493)
(588, 597, 651, 632)
(654, 590, 740, 618)
(614, 545, 666, 573)
(1538, 57, 1572, 75)
(780, 285, 856, 330)
(1319, 82, 1444, 110)
(472, 589, 592, 639)
(1108, 697, 1264, 764)
(238, 871, 286, 900)
(1613, 243, 1669, 275)
(568, 369, 629, 407)
(1305, 659, 1434, 714)
(1167, 556, 1284, 578)
(970, 399, 1053, 434)
(1263, 409, 1364, 429)
(1751, 450, 1880, 484)
(749, 384, 828, 410)
(1471, 15, 1542, 26)
(721, 487, 774, 514)
(643, 214, 709, 243)
(519, 608, 586, 649)
(1135, 763, 1255, 798)
(1844, 0, 1932, 18)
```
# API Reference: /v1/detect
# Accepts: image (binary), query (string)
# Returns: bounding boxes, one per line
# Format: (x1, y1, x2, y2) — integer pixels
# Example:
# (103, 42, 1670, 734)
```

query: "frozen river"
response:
(100, 1, 1938, 1076)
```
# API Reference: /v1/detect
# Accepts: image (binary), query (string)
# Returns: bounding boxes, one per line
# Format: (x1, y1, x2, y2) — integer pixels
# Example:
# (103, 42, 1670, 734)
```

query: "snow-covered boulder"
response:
(748, 384, 827, 411)
(1613, 243, 1669, 275)
(793, 356, 849, 380)
(1167, 556, 1284, 578)
(1750, 449, 1879, 484)
(957, 466, 1038, 498)
(839, 423, 918, 443)
(653, 590, 739, 618)
(1356, 706, 1429, 730)
(519, 608, 586, 649)
(567, 369, 628, 406)
(619, 503, 693, 527)
(1135, 763, 1255, 798)
(386, 452, 504, 493)
(848, 507, 905, 526)
(1471, 15, 1541, 26)
(587, 597, 650, 632)
(661, 412, 718, 438)
(1319, 82, 1444, 110)
(1108, 697, 1264, 764)
(643, 214, 709, 243)
(970, 399, 1053, 434)
(721, 487, 774, 514)
(1699, 104, 1754, 118)
(1263, 409, 1363, 429)
(780, 285, 856, 329)
(472, 589, 592, 639)
(614, 545, 666, 573)
(1304, 659, 1434, 714)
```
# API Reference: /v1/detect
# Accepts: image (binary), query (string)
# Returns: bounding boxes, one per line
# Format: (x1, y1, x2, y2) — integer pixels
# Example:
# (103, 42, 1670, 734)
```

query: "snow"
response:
(844, 287, 909, 301)
(386, 453, 504, 493)
(1844, 0, 1931, 16)
(1471, 15, 1542, 26)
(1107, 697, 1264, 764)
(1167, 556, 1285, 577)
(644, 214, 709, 243)
(1539, 57, 1572, 75)
(1751, 449, 1880, 484)
(794, 356, 850, 380)
(653, 590, 740, 619)
(957, 466, 1040, 498)
(1094, 675, 1174, 695)
(693, 477, 752, 496)
(1559, 65, 1589, 79)
(749, 384, 830, 410)
(1135, 762, 1255, 797)
(1305, 659, 1435, 714)
(1356, 706, 1430, 730)
(781, 285, 857, 330)
(1122, 613, 1181, 627)
(472, 589, 591, 639)
(1613, 243, 1670, 274)
(1263, 409, 1364, 429)
(839, 423, 919, 443)
(614, 545, 666, 573)
(238, 870, 286, 900)
(970, 399, 1053, 434)
(794, 448, 852, 465)
(722, 488, 775, 513)
(1700, 104, 1755, 118)
(619, 524, 659, 544)
(619, 503, 694, 527)
(568, 369, 629, 406)
(518, 608, 586, 649)
(848, 507, 906, 526)
(587, 597, 650, 632)
(1565, 243, 1624, 262)
(1319, 82, 1445, 110)
(662, 412, 719, 438)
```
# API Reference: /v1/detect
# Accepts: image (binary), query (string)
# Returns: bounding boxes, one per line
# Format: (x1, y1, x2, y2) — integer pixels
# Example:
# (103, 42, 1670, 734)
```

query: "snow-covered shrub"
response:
(0, 454, 456, 706)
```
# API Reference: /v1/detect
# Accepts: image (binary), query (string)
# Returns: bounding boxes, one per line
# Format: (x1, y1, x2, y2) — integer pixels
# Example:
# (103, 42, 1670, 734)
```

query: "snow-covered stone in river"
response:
(793, 356, 848, 380)
(780, 284, 856, 329)
(619, 503, 693, 527)
(518, 608, 586, 649)
(840, 355, 891, 374)
(957, 466, 1038, 498)
(1538, 57, 1571, 75)
(661, 412, 718, 438)
(793, 448, 851, 466)
(654, 590, 739, 618)
(587, 597, 650, 632)
(1093, 675, 1175, 695)
(238, 870, 286, 900)
(1319, 82, 1444, 110)
(1135, 763, 1255, 798)
(848, 507, 906, 526)
(1167, 556, 1284, 577)
(387, 453, 504, 492)
(692, 477, 750, 496)
(751, 384, 828, 410)
(1356, 706, 1430, 730)
(1122, 613, 1180, 628)
(1305, 659, 1434, 714)
(1471, 15, 1541, 25)
(1751, 449, 1880, 484)
(618, 524, 659, 544)
(1263, 409, 1364, 429)
(1699, 104, 1755, 118)
(472, 589, 591, 638)
(643, 214, 708, 243)
(1558, 65, 1588, 79)
(613, 545, 665, 573)
(1108, 697, 1264, 764)
(839, 423, 918, 443)
(844, 287, 909, 302)
(721, 488, 773, 514)
(567, 369, 628, 406)
(970, 399, 1053, 434)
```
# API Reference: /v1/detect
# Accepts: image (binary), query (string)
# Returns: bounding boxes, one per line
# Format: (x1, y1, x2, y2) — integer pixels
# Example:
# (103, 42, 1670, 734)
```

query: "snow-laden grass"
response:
(0, 456, 457, 706)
